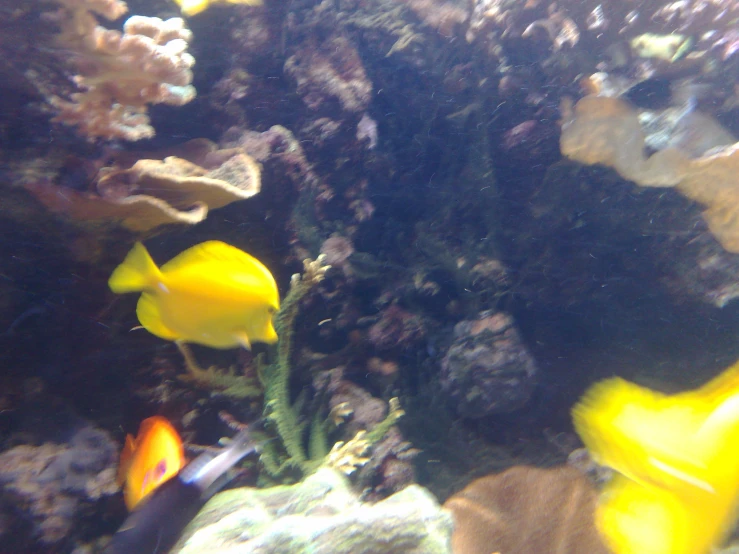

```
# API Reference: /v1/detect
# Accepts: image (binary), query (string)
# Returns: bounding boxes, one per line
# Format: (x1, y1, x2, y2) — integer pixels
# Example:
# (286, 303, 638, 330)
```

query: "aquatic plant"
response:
(257, 255, 405, 481)
(258, 255, 330, 479)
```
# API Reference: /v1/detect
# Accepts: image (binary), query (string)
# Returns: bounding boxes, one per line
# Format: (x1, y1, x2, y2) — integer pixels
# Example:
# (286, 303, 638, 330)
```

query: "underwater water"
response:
(1, 0, 739, 552)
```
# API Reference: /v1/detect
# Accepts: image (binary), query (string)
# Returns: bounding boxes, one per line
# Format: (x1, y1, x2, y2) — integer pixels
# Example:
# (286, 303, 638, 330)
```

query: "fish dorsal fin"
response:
(160, 241, 275, 283)
(117, 434, 137, 486)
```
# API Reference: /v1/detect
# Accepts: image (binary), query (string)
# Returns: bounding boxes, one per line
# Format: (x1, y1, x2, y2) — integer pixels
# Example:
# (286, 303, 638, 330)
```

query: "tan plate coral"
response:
(560, 95, 739, 253)
(25, 140, 261, 233)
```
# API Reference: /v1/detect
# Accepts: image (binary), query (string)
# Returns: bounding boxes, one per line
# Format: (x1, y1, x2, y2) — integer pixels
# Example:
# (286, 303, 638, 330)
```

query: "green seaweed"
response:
(258, 256, 329, 480)
(176, 342, 263, 398)
(257, 256, 408, 482)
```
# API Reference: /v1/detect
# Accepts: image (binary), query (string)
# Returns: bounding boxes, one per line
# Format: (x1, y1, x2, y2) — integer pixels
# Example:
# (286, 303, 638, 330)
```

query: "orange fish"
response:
(117, 416, 186, 511)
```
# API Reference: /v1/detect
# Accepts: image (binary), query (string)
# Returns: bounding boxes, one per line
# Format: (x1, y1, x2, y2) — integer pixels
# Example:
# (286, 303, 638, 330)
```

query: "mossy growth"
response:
(176, 341, 263, 398)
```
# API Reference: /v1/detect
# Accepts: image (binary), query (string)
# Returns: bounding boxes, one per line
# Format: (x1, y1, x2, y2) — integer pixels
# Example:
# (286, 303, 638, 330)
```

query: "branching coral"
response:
(49, 0, 196, 141)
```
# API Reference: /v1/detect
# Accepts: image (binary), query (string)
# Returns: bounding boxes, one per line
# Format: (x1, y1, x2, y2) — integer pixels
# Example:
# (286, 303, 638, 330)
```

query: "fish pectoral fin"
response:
(136, 293, 179, 341)
(233, 331, 252, 350)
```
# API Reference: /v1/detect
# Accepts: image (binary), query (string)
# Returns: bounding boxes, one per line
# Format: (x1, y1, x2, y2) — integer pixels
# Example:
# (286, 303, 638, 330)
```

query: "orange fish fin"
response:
(117, 434, 137, 486)
(136, 293, 179, 341)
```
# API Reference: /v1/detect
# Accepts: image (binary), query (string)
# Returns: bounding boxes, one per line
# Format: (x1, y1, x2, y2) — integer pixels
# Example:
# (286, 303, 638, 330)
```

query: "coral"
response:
(440, 311, 537, 419)
(319, 235, 355, 278)
(327, 377, 388, 438)
(324, 430, 371, 476)
(284, 35, 372, 115)
(24, 141, 261, 233)
(356, 113, 379, 150)
(356, 425, 420, 501)
(560, 95, 739, 253)
(398, 0, 469, 37)
(173, 467, 453, 554)
(464, 0, 739, 73)
(0, 425, 118, 545)
(443, 465, 608, 554)
(49, 0, 196, 141)
(367, 304, 427, 352)
(227, 125, 324, 193)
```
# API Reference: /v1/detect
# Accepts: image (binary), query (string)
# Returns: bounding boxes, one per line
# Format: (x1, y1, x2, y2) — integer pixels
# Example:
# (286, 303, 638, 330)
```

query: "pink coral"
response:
(50, 0, 196, 141)
(320, 235, 355, 276)
(284, 35, 372, 114)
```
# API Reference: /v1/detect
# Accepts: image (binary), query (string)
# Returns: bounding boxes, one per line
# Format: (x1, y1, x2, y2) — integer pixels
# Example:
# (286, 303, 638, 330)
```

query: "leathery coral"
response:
(49, 0, 196, 141)
(24, 140, 261, 233)
(561, 95, 739, 253)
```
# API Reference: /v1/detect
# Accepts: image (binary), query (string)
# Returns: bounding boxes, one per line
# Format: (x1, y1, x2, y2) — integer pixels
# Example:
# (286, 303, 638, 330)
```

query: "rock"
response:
(440, 311, 537, 419)
(0, 425, 118, 546)
(173, 467, 453, 554)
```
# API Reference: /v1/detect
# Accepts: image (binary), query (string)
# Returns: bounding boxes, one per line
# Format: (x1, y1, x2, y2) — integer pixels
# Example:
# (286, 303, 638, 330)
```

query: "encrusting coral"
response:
(25, 141, 261, 233)
(49, 0, 196, 141)
(0, 426, 119, 545)
(560, 95, 739, 253)
(173, 467, 453, 554)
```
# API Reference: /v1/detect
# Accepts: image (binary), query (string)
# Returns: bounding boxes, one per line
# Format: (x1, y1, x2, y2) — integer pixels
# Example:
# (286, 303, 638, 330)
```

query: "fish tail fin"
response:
(109, 243, 161, 294)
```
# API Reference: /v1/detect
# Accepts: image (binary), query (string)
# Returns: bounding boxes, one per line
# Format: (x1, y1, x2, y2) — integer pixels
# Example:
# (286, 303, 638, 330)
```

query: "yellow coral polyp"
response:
(173, 0, 263, 17)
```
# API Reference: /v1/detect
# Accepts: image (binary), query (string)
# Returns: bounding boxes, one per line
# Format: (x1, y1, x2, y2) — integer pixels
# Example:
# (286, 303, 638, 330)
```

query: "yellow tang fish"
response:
(109, 241, 279, 350)
(572, 360, 739, 554)
(117, 416, 185, 510)
(173, 0, 262, 17)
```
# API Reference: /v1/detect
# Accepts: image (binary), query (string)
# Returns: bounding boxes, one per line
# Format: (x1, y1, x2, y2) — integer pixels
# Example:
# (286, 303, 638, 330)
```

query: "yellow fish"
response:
(572, 360, 739, 554)
(109, 241, 279, 350)
(173, 0, 262, 17)
(117, 416, 185, 510)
